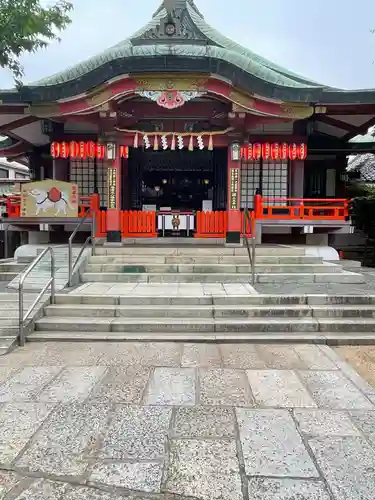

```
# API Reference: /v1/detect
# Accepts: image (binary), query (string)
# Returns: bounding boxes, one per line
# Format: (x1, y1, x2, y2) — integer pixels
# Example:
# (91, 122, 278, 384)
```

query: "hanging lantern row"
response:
(241, 143, 307, 161)
(134, 133, 214, 151)
(50, 141, 129, 159)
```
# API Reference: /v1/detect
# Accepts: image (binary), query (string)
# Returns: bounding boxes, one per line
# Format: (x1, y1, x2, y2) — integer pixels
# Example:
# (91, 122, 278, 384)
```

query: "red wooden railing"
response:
(121, 211, 157, 238)
(0, 191, 350, 239)
(254, 194, 349, 221)
(195, 210, 228, 238)
(195, 210, 256, 238)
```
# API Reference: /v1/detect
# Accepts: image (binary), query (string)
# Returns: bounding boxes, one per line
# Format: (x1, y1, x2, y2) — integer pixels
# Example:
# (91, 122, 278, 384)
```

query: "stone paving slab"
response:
(16, 402, 110, 477)
(294, 409, 361, 437)
(309, 436, 375, 500)
(199, 368, 253, 406)
(247, 478, 331, 500)
(0, 341, 374, 499)
(100, 405, 171, 460)
(236, 409, 319, 477)
(248, 370, 317, 408)
(165, 439, 243, 500)
(145, 367, 196, 405)
(298, 370, 374, 409)
(173, 406, 236, 438)
(89, 462, 163, 493)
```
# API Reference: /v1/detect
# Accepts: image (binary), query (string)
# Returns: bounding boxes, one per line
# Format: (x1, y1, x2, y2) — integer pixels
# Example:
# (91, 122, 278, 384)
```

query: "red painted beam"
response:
(118, 100, 229, 119)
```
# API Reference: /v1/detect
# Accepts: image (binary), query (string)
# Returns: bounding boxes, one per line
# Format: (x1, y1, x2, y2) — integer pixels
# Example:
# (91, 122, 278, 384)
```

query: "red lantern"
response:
(297, 143, 307, 160)
(59, 141, 69, 159)
(50, 141, 60, 158)
(280, 143, 288, 160)
(87, 141, 97, 159)
(120, 146, 129, 158)
(96, 144, 105, 160)
(69, 141, 79, 158)
(288, 143, 298, 160)
(246, 144, 253, 161)
(253, 143, 262, 160)
(262, 143, 270, 160)
(270, 143, 280, 160)
(78, 141, 87, 159)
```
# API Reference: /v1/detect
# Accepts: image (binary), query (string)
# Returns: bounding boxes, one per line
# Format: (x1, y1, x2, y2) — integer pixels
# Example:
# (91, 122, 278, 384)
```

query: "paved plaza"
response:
(0, 341, 375, 499)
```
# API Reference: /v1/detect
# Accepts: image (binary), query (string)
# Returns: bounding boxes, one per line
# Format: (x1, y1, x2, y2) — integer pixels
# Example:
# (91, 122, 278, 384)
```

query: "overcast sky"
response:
(0, 0, 374, 90)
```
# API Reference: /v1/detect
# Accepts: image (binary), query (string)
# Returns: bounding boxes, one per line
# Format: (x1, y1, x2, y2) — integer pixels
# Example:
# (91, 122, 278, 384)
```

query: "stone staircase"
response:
(0, 292, 39, 354)
(8, 246, 82, 291)
(0, 260, 27, 282)
(29, 293, 375, 344)
(81, 245, 364, 284)
(24, 244, 375, 345)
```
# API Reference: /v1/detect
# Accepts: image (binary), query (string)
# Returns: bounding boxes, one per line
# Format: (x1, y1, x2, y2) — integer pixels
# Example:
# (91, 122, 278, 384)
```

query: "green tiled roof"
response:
(31, 0, 326, 89)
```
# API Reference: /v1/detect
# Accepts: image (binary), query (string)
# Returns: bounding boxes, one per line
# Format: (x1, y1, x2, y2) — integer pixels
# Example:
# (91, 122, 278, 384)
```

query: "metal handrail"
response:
(19, 247, 55, 347)
(243, 210, 256, 286)
(68, 209, 96, 286)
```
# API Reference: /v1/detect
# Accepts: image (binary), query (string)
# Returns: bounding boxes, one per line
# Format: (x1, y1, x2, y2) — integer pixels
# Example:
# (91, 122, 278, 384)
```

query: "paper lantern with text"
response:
(253, 143, 262, 160)
(59, 142, 69, 159)
(77, 141, 86, 159)
(297, 143, 307, 160)
(86, 141, 97, 159)
(50, 142, 60, 158)
(246, 144, 253, 160)
(289, 143, 298, 160)
(270, 143, 280, 160)
(262, 143, 270, 160)
(96, 144, 106, 160)
(280, 143, 288, 160)
(69, 141, 79, 159)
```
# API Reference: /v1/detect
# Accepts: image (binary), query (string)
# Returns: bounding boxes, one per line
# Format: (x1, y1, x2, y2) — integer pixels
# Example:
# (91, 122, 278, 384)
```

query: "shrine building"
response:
(1, 0, 375, 245)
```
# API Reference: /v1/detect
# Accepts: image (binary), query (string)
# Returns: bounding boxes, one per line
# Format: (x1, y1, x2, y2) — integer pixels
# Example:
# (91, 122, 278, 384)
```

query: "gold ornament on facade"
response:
(280, 103, 314, 119)
(228, 90, 256, 111)
(132, 73, 208, 93)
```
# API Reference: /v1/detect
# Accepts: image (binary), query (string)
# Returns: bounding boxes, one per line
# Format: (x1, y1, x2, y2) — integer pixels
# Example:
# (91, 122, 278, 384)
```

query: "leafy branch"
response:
(0, 0, 73, 86)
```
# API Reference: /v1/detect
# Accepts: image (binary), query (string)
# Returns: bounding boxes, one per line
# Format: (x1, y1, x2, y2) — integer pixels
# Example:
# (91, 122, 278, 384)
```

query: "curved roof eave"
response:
(187, 4, 326, 89)
(31, 44, 326, 90)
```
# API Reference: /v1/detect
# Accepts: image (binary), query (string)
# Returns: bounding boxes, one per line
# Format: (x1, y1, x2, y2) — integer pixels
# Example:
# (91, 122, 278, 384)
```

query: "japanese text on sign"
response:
(108, 168, 117, 209)
(230, 168, 239, 210)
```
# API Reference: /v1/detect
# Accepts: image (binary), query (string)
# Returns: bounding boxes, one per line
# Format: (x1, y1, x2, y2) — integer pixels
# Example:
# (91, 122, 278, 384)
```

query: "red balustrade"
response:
(254, 194, 349, 221)
(121, 211, 157, 238)
(195, 211, 228, 238)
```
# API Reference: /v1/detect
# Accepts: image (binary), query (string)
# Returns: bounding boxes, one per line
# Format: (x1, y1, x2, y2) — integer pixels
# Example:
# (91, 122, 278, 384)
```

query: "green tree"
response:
(0, 0, 73, 86)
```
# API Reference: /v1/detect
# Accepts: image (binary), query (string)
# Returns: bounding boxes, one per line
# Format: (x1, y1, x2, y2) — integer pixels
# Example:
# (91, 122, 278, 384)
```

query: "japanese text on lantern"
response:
(108, 168, 117, 209)
(50, 141, 129, 159)
(241, 143, 307, 161)
(230, 168, 239, 210)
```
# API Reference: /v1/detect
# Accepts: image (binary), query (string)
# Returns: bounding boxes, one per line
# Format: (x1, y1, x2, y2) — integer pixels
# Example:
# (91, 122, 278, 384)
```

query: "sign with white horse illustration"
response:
(21, 180, 78, 217)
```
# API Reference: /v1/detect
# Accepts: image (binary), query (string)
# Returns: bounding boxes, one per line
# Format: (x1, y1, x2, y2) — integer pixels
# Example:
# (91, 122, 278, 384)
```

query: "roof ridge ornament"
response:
(133, 0, 207, 44)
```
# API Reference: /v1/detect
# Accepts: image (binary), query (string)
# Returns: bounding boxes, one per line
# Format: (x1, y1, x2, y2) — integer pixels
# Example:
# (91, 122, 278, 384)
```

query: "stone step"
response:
(81, 272, 364, 284)
(54, 294, 375, 306)
(0, 336, 18, 355)
(35, 316, 375, 334)
(0, 263, 26, 272)
(43, 303, 375, 319)
(26, 330, 375, 345)
(34, 317, 322, 333)
(0, 272, 20, 281)
(43, 304, 314, 318)
(96, 246, 306, 256)
(84, 263, 342, 274)
(89, 255, 324, 265)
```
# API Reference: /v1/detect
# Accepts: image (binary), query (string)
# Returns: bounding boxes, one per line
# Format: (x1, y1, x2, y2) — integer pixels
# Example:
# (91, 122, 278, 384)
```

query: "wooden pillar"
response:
(226, 144, 242, 244)
(106, 143, 122, 242)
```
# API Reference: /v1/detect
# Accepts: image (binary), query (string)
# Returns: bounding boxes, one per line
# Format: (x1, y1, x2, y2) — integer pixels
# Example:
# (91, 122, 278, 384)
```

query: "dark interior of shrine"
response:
(127, 148, 228, 211)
